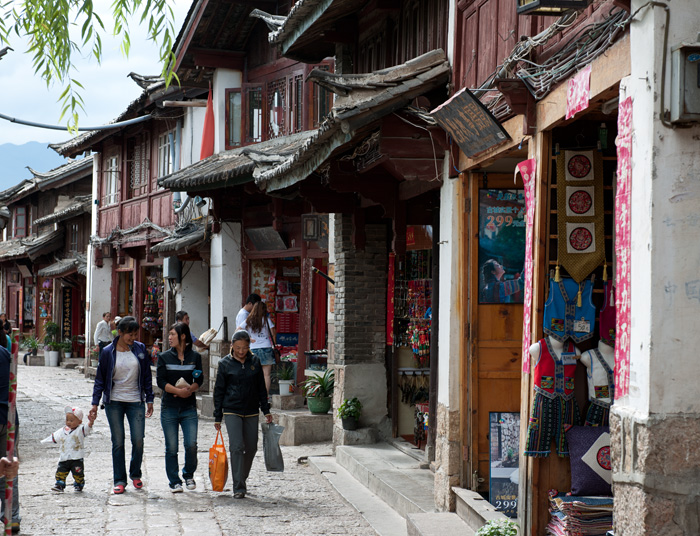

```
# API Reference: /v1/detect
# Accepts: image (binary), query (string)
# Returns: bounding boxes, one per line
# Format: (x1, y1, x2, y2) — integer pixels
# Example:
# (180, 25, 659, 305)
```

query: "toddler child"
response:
(42, 406, 95, 492)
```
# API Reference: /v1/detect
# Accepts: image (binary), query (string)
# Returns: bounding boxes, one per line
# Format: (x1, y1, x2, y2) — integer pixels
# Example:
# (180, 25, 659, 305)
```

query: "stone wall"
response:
(331, 214, 388, 441)
(434, 402, 461, 511)
(611, 409, 700, 535)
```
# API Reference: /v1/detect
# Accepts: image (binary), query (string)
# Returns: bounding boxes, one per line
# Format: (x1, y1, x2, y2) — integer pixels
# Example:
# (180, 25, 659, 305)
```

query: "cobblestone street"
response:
(13, 364, 374, 535)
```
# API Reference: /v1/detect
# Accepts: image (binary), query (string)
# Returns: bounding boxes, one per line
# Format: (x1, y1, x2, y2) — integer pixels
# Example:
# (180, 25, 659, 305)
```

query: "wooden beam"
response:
(161, 100, 207, 108)
(191, 48, 245, 70)
(459, 114, 525, 171)
(174, 0, 210, 72)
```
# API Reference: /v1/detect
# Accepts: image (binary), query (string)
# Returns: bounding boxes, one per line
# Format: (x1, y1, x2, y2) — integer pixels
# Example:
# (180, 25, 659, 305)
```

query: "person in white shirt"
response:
(239, 301, 277, 394)
(93, 312, 112, 350)
(235, 294, 261, 333)
(175, 311, 209, 350)
(43, 406, 95, 492)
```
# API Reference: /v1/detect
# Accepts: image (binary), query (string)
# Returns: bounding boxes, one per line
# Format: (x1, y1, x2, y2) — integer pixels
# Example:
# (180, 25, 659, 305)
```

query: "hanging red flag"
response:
(200, 89, 215, 160)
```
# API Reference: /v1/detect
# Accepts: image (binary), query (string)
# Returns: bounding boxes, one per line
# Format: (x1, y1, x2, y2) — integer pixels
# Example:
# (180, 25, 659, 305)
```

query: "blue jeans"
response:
(160, 405, 198, 487)
(104, 401, 145, 486)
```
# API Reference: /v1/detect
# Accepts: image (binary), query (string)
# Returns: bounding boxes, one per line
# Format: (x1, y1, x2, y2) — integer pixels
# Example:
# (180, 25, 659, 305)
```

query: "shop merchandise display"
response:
(524, 337, 581, 457)
(543, 275, 596, 344)
(565, 426, 612, 496)
(546, 492, 613, 536)
(141, 274, 163, 333)
(579, 342, 615, 426)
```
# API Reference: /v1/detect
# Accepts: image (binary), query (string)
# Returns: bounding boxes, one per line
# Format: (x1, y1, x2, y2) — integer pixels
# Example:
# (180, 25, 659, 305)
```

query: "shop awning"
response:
(430, 87, 511, 158)
(150, 222, 208, 256)
(158, 130, 317, 192)
(256, 49, 450, 193)
(95, 219, 173, 249)
(33, 196, 92, 227)
(37, 253, 87, 278)
(0, 229, 64, 262)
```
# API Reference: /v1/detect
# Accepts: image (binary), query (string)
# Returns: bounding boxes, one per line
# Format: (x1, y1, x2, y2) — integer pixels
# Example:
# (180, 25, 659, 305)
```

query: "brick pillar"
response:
(331, 214, 389, 444)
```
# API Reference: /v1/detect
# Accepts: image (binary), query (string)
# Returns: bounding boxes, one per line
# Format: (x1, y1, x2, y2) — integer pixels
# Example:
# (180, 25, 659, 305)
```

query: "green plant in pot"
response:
(43, 321, 61, 351)
(475, 520, 519, 536)
(301, 368, 334, 414)
(59, 339, 73, 357)
(278, 362, 295, 381)
(21, 336, 40, 356)
(337, 397, 362, 430)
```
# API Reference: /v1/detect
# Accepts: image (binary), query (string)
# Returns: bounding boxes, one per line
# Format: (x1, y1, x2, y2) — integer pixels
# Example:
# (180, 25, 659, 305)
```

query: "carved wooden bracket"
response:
(495, 78, 536, 135)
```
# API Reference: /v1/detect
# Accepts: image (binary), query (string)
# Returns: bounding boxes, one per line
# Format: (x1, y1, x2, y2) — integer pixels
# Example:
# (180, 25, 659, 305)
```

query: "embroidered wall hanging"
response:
(557, 150, 605, 282)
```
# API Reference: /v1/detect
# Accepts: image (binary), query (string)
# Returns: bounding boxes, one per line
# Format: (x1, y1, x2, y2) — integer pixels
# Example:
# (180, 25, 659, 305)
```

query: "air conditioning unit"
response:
(163, 256, 181, 282)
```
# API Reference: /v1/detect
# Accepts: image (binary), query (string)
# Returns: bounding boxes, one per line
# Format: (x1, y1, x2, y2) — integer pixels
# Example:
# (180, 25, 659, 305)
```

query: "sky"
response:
(0, 0, 192, 146)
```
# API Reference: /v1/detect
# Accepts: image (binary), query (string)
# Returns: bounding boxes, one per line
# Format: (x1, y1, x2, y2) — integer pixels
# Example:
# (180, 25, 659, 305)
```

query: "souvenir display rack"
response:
(141, 269, 164, 338)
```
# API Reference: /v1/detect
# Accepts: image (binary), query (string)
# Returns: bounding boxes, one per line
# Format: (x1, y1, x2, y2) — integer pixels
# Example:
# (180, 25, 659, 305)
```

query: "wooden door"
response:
(463, 173, 524, 494)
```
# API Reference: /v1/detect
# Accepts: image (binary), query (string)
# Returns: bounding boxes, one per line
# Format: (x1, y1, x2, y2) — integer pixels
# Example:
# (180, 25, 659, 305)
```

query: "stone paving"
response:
(12, 363, 375, 535)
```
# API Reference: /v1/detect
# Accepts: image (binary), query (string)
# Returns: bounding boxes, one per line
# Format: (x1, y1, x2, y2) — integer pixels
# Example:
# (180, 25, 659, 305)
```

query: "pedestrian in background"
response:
(0, 313, 11, 335)
(111, 315, 122, 338)
(156, 322, 202, 493)
(89, 316, 154, 495)
(93, 312, 112, 351)
(213, 330, 272, 499)
(238, 301, 277, 395)
(235, 294, 261, 332)
(0, 324, 11, 353)
(175, 311, 209, 350)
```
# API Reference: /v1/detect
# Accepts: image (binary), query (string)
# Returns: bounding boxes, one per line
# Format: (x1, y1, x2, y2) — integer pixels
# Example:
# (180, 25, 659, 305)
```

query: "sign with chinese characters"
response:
(516, 159, 537, 371)
(614, 96, 633, 398)
(478, 189, 526, 304)
(566, 64, 592, 120)
(430, 87, 510, 157)
(489, 412, 520, 518)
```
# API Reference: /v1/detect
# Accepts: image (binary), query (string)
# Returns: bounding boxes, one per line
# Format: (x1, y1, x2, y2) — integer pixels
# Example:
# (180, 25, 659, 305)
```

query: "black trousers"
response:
(55, 459, 85, 487)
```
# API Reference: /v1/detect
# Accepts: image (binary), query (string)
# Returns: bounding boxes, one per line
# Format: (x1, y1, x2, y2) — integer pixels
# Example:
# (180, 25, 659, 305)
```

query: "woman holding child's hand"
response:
(90, 316, 154, 495)
(156, 322, 203, 493)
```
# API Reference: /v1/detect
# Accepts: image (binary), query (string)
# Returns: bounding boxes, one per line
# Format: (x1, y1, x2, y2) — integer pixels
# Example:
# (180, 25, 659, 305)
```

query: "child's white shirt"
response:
(42, 424, 92, 461)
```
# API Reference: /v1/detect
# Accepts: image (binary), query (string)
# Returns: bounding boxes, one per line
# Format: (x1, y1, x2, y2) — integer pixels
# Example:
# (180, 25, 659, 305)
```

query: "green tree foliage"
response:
(0, 0, 177, 130)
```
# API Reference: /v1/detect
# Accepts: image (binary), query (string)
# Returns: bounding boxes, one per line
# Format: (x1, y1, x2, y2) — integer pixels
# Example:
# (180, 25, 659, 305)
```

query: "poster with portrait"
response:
(489, 412, 520, 518)
(478, 189, 526, 303)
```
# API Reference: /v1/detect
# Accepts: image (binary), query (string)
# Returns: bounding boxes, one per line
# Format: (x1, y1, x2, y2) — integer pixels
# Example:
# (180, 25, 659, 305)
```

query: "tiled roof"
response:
(37, 253, 87, 278)
(33, 196, 92, 227)
(150, 222, 208, 256)
(0, 229, 64, 261)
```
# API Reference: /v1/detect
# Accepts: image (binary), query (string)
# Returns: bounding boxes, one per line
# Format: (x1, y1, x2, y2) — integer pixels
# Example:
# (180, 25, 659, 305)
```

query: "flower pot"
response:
(278, 379, 294, 397)
(90, 360, 98, 368)
(307, 396, 332, 415)
(65, 352, 72, 359)
(46, 350, 60, 367)
(341, 417, 359, 431)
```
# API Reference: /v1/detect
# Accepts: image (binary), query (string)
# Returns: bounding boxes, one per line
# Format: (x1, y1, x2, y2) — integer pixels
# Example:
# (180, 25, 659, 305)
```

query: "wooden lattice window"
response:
(267, 78, 287, 139)
(244, 85, 263, 144)
(312, 64, 334, 128)
(126, 133, 150, 198)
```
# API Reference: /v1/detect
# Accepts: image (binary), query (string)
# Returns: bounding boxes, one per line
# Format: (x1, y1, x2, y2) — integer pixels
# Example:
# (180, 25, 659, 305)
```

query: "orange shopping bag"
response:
(209, 429, 229, 492)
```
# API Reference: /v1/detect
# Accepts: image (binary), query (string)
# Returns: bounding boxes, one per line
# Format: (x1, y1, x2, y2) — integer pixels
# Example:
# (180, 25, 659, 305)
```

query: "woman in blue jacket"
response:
(89, 316, 154, 494)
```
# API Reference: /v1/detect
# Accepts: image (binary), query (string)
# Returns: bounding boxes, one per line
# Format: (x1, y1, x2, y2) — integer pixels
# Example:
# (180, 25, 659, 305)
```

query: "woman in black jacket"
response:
(213, 330, 272, 498)
(156, 322, 202, 493)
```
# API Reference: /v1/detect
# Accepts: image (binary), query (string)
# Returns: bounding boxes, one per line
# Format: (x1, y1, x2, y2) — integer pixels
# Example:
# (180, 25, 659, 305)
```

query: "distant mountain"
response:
(0, 142, 69, 192)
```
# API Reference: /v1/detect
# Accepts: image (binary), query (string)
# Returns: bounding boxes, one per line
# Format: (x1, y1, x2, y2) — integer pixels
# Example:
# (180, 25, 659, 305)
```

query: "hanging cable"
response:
(0, 112, 153, 131)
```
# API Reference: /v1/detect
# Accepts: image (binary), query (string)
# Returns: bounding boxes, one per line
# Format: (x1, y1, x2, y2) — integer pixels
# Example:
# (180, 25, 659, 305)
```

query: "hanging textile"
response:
(556, 150, 605, 282)
(516, 158, 537, 372)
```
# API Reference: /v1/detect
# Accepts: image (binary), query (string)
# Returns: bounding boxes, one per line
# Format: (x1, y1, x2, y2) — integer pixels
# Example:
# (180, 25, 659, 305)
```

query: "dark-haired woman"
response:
(89, 316, 154, 494)
(156, 322, 203, 493)
(481, 259, 523, 303)
(238, 301, 277, 395)
(213, 330, 272, 498)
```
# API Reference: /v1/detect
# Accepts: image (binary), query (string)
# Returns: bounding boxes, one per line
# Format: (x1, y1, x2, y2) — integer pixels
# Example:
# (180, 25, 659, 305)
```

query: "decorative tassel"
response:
(554, 264, 561, 283)
(577, 285, 583, 308)
(603, 262, 608, 282)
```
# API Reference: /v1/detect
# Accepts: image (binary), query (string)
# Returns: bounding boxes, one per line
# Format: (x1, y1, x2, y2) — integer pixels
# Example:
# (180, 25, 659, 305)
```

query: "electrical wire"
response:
(0, 111, 153, 131)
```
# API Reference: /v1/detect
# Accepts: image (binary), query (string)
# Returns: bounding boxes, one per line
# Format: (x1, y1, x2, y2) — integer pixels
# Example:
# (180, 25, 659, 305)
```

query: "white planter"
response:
(65, 352, 72, 359)
(47, 350, 60, 367)
(278, 380, 295, 397)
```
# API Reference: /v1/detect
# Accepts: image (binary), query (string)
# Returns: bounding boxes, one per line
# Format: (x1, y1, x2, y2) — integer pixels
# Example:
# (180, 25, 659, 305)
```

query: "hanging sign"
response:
(430, 87, 510, 157)
(62, 287, 72, 340)
(516, 159, 537, 372)
(387, 253, 395, 346)
(614, 96, 633, 398)
(566, 64, 592, 120)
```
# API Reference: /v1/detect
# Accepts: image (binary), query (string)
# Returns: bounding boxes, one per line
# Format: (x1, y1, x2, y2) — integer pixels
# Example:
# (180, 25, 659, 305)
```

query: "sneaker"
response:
(185, 478, 196, 490)
(170, 483, 183, 493)
(10, 521, 19, 534)
(233, 492, 245, 499)
(74, 484, 84, 492)
(51, 481, 65, 492)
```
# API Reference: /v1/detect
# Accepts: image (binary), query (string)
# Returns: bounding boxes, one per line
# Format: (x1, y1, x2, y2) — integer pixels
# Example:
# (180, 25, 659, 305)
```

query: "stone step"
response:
(453, 487, 510, 532)
(60, 358, 84, 369)
(336, 443, 436, 518)
(272, 408, 332, 445)
(406, 512, 476, 536)
(309, 455, 407, 536)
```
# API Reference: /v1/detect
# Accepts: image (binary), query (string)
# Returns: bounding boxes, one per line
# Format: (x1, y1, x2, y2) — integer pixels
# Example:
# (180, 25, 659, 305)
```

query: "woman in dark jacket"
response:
(213, 330, 272, 498)
(156, 322, 202, 493)
(89, 316, 154, 494)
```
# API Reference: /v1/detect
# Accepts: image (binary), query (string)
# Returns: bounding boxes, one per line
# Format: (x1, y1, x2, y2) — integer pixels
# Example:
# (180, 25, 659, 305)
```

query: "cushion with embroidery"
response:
(566, 425, 612, 496)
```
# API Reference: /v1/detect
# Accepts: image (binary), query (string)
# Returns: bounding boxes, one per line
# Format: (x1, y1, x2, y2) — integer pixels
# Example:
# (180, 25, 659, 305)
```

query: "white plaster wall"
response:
(212, 69, 243, 154)
(437, 159, 461, 408)
(180, 107, 207, 167)
(625, 0, 700, 415)
(89, 258, 113, 344)
(175, 261, 210, 340)
(446, 0, 456, 66)
(85, 155, 102, 346)
(210, 222, 243, 341)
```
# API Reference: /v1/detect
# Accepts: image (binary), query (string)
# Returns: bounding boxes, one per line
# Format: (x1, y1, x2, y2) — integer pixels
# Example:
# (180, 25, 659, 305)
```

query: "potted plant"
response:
(277, 362, 295, 397)
(43, 322, 61, 366)
(89, 345, 100, 368)
(60, 339, 73, 358)
(476, 520, 519, 536)
(20, 336, 39, 356)
(301, 368, 335, 414)
(337, 397, 362, 430)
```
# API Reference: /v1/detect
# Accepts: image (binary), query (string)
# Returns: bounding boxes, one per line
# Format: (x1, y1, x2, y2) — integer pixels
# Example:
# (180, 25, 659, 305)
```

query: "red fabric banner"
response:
(200, 90, 215, 160)
(387, 253, 395, 346)
(566, 64, 592, 120)
(614, 96, 633, 397)
(517, 158, 537, 372)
